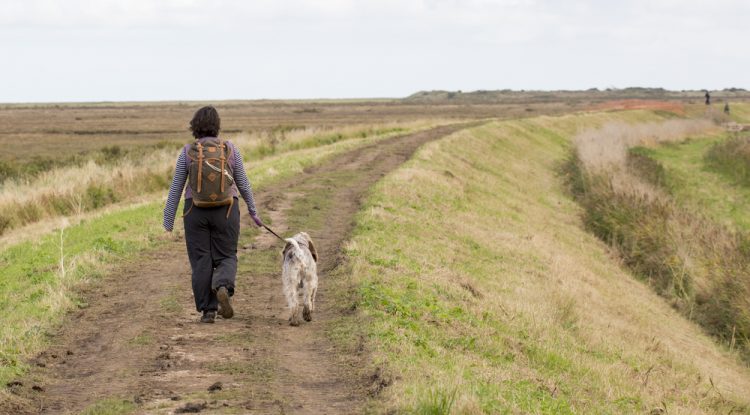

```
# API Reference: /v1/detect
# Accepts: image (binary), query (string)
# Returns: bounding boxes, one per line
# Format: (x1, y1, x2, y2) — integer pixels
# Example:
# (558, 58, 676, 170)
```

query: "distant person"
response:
(705, 90, 711, 105)
(724, 101, 731, 114)
(163, 106, 264, 323)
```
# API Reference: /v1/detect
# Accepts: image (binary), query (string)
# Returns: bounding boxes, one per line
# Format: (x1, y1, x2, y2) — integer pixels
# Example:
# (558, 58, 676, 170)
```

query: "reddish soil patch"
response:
(589, 99, 686, 115)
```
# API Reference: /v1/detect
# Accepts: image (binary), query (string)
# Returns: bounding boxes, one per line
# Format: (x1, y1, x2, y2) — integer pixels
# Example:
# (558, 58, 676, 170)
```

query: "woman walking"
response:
(163, 106, 263, 323)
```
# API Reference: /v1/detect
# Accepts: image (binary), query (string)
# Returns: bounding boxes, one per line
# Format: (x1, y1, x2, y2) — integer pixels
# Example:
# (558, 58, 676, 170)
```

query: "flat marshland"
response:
(2, 97, 750, 414)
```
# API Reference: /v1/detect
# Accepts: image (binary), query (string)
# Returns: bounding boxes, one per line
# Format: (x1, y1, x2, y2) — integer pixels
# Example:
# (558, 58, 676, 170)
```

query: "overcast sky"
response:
(1, 0, 748, 102)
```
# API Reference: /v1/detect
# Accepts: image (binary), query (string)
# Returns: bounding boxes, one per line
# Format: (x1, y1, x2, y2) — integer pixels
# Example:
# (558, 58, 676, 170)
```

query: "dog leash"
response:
(263, 224, 286, 243)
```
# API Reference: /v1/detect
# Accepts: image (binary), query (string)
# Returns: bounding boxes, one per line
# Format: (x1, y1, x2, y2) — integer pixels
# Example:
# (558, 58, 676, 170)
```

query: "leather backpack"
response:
(186, 137, 235, 211)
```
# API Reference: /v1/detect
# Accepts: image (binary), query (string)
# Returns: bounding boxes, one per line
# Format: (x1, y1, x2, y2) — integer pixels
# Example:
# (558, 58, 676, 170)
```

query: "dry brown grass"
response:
(569, 118, 750, 362)
(0, 119, 450, 236)
(574, 119, 715, 171)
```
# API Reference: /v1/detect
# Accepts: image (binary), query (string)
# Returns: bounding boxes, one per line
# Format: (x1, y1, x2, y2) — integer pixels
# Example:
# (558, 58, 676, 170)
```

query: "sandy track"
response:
(12, 123, 471, 414)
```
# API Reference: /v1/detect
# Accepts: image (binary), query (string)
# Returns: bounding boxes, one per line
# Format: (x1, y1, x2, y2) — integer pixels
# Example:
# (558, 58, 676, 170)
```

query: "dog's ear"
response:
(307, 236, 318, 263)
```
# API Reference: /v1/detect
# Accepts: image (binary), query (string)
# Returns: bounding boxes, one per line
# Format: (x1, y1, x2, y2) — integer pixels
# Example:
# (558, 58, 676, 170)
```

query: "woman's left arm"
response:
(163, 149, 188, 231)
(232, 146, 259, 217)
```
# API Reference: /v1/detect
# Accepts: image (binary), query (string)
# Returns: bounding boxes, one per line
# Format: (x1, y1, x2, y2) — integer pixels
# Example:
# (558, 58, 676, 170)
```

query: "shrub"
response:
(100, 145, 123, 162)
(85, 185, 117, 209)
(627, 147, 667, 188)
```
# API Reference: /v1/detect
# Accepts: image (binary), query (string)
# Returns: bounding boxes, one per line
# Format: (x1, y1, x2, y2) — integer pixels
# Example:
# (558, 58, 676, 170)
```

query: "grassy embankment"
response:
(334, 111, 750, 413)
(0, 120, 451, 387)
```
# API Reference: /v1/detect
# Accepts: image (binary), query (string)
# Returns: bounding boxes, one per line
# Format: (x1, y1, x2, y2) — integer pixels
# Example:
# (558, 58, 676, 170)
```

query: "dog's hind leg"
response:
(287, 285, 301, 326)
(283, 269, 302, 327)
(302, 279, 312, 322)
(303, 269, 318, 322)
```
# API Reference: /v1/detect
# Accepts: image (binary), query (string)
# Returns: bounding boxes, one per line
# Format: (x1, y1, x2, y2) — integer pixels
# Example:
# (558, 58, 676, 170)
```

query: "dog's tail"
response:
(284, 238, 303, 260)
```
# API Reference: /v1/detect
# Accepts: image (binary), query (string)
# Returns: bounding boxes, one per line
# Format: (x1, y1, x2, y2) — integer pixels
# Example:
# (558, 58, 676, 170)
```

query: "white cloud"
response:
(0, 0, 747, 101)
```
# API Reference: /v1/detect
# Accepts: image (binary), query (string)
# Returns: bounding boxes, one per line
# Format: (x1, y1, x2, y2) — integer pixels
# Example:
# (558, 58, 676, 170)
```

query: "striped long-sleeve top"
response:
(163, 142, 258, 231)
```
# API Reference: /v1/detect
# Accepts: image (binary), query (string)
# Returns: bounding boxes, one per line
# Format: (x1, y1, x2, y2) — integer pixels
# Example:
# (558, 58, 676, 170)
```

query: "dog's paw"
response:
(289, 316, 301, 326)
(303, 305, 312, 322)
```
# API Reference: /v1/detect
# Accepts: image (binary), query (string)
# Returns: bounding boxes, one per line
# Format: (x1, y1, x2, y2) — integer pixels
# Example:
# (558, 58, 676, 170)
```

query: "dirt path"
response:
(11, 124, 471, 414)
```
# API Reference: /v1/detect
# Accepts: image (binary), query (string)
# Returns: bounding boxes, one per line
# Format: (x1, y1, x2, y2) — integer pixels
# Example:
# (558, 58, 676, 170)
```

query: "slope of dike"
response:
(341, 110, 750, 413)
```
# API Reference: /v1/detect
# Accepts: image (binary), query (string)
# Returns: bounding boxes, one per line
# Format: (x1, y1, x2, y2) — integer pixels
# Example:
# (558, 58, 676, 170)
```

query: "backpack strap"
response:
(219, 138, 226, 193)
(182, 203, 194, 218)
(226, 195, 233, 219)
(196, 142, 204, 193)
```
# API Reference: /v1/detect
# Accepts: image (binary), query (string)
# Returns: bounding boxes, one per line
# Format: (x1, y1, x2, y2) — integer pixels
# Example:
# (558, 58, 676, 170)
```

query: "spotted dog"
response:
(281, 232, 318, 326)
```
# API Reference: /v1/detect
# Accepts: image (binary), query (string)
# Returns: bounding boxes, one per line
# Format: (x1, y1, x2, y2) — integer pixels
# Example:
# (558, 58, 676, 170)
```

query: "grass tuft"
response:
(80, 398, 136, 415)
(411, 387, 457, 415)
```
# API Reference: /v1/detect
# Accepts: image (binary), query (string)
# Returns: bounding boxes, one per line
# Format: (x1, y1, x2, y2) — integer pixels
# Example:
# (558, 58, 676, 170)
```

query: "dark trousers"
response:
(183, 198, 240, 312)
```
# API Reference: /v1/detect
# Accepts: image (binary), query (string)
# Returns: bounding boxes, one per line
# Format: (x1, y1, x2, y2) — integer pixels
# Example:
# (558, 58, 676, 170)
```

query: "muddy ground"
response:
(7, 123, 472, 414)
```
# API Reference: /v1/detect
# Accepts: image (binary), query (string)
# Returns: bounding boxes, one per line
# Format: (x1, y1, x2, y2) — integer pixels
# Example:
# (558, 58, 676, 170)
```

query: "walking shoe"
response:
(216, 286, 234, 319)
(201, 310, 216, 324)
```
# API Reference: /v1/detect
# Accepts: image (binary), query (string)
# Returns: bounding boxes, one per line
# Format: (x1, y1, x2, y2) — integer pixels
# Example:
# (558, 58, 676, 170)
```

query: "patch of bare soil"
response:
(9, 124, 471, 414)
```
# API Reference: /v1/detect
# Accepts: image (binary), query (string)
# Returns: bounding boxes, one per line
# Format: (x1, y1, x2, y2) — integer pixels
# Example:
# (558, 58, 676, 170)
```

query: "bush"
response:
(0, 213, 11, 236)
(101, 145, 123, 162)
(0, 160, 20, 182)
(627, 147, 667, 188)
(85, 185, 117, 209)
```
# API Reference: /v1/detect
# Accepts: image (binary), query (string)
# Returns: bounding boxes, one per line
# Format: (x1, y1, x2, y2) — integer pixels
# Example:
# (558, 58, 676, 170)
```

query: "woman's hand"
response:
(159, 229, 182, 241)
(251, 214, 264, 227)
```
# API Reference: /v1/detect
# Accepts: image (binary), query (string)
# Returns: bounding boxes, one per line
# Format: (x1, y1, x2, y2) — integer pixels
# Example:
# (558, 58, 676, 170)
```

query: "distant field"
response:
(0, 99, 569, 165)
(7, 90, 746, 166)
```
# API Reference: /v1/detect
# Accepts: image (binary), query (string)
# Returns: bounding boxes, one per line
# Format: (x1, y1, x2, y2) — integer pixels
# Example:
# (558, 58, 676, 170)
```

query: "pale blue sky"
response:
(1, 0, 747, 102)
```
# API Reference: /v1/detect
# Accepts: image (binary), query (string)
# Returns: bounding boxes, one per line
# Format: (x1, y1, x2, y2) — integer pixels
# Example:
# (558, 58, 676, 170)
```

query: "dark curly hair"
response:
(189, 106, 221, 139)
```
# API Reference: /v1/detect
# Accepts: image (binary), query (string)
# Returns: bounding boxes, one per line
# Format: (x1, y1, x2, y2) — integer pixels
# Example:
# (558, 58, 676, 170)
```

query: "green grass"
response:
(637, 135, 750, 232)
(79, 398, 136, 415)
(704, 133, 750, 187)
(159, 287, 183, 314)
(338, 113, 750, 413)
(128, 332, 155, 347)
(726, 102, 750, 124)
(0, 201, 167, 383)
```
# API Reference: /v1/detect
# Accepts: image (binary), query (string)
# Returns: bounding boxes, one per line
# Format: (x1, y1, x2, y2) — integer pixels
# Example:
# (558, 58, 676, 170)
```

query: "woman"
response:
(163, 106, 263, 323)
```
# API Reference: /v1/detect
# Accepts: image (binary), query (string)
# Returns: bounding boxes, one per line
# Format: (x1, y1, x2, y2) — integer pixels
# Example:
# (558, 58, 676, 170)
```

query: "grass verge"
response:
(337, 114, 750, 413)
